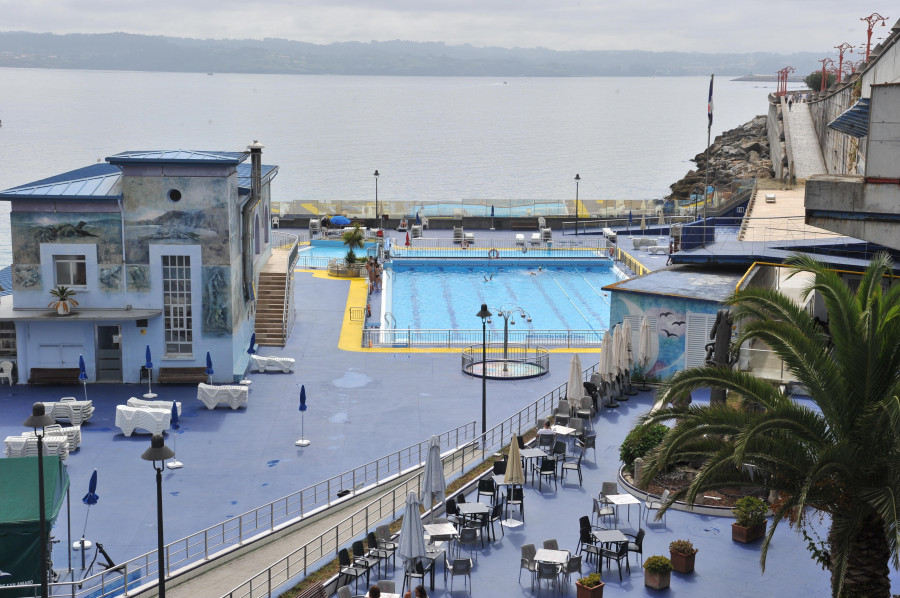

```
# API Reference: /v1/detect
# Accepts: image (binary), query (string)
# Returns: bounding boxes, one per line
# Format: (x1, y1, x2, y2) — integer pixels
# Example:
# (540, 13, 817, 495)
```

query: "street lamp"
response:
(834, 43, 854, 83)
(373, 170, 380, 227)
(574, 174, 581, 236)
(691, 184, 704, 222)
(476, 304, 492, 437)
(486, 306, 532, 371)
(861, 12, 889, 61)
(24, 403, 55, 598)
(141, 434, 174, 598)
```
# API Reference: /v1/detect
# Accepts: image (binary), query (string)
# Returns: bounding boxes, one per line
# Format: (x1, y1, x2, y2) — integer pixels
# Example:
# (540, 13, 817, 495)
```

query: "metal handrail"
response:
(222, 362, 599, 598)
(24, 421, 477, 598)
(281, 234, 300, 343)
(364, 328, 605, 349)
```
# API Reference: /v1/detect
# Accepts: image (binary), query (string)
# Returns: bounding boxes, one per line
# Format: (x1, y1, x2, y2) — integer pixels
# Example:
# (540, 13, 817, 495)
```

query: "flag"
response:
(707, 74, 714, 128)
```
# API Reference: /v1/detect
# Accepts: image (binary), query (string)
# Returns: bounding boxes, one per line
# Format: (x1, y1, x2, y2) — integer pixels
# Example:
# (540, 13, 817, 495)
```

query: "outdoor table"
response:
(456, 501, 490, 526)
(551, 424, 575, 436)
(593, 528, 628, 548)
(424, 543, 446, 589)
(534, 548, 570, 565)
(606, 493, 641, 525)
(423, 522, 459, 543)
(367, 593, 400, 598)
(519, 447, 548, 482)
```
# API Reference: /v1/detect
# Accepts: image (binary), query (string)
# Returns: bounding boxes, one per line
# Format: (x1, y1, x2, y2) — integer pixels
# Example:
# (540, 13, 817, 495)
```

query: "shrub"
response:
(668, 539, 696, 555)
(732, 496, 767, 527)
(644, 555, 673, 574)
(576, 572, 603, 588)
(619, 422, 668, 472)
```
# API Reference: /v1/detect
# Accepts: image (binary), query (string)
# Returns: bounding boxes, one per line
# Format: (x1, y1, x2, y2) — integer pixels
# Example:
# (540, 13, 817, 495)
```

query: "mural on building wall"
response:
(202, 266, 231, 336)
(10, 212, 123, 265)
(125, 208, 229, 266)
(127, 265, 151, 293)
(13, 264, 41, 289)
(99, 265, 123, 291)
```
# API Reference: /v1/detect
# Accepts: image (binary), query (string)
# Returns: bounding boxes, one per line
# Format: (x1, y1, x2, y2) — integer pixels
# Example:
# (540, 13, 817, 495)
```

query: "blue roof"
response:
(827, 98, 870, 138)
(0, 163, 122, 200)
(237, 163, 279, 196)
(107, 150, 248, 165)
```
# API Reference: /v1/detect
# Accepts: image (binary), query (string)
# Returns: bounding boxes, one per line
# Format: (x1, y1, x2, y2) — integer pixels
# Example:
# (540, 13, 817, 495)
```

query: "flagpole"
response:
(703, 73, 714, 247)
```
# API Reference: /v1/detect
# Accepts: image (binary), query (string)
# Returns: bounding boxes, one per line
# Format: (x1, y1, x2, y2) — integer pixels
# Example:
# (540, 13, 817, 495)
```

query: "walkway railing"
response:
(363, 328, 605, 349)
(391, 236, 610, 260)
(28, 422, 477, 598)
(222, 362, 599, 598)
(614, 246, 649, 276)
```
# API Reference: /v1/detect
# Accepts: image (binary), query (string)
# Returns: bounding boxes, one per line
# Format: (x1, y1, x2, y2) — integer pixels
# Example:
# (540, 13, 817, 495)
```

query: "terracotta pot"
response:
(575, 581, 604, 598)
(670, 549, 696, 573)
(732, 521, 766, 543)
(644, 570, 671, 590)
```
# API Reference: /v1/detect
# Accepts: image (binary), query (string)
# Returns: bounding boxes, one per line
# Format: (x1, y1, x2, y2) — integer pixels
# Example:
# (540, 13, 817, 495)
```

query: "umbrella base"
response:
(605, 401, 620, 408)
(72, 539, 93, 551)
(501, 519, 524, 528)
(143, 392, 158, 399)
(295, 438, 311, 447)
(239, 379, 252, 385)
(625, 389, 639, 396)
(166, 459, 183, 470)
(637, 385, 652, 391)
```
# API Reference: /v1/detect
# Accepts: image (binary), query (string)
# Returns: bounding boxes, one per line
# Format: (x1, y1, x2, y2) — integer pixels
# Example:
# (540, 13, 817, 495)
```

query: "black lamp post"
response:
(487, 306, 532, 372)
(691, 184, 704, 222)
(574, 174, 581, 236)
(141, 434, 174, 598)
(476, 303, 492, 437)
(373, 170, 380, 227)
(24, 403, 55, 598)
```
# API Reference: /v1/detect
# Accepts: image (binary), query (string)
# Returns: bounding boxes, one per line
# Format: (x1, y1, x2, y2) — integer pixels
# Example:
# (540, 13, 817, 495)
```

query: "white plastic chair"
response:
(0, 361, 13, 385)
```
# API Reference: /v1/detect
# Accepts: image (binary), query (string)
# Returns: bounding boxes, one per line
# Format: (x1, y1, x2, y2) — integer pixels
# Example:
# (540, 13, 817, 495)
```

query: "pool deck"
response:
(3, 224, 898, 597)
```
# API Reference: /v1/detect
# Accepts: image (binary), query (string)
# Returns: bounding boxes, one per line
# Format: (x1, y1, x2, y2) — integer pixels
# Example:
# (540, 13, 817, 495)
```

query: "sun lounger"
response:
(197, 383, 249, 410)
(249, 355, 296, 373)
(464, 232, 475, 246)
(602, 227, 617, 243)
(516, 234, 525, 246)
(127, 397, 182, 415)
(5, 435, 70, 460)
(648, 245, 670, 255)
(452, 227, 464, 244)
(765, 193, 776, 203)
(538, 216, 547, 229)
(115, 405, 172, 437)
(410, 224, 423, 238)
(530, 233, 541, 246)
(41, 398, 95, 426)
(540, 227, 552, 243)
(23, 424, 81, 451)
(632, 237, 657, 250)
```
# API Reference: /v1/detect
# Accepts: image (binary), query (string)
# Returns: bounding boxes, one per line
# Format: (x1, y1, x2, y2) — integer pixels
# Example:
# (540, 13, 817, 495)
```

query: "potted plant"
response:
(341, 224, 365, 273)
(49, 285, 79, 315)
(731, 495, 768, 543)
(669, 539, 697, 573)
(643, 555, 672, 590)
(575, 572, 604, 598)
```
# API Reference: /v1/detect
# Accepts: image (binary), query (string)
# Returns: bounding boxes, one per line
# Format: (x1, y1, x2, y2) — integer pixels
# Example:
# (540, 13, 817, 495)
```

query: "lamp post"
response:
(373, 170, 380, 227)
(818, 58, 833, 92)
(691, 184, 704, 222)
(861, 13, 889, 61)
(486, 306, 532, 371)
(573, 174, 581, 236)
(24, 403, 55, 598)
(141, 434, 175, 598)
(476, 304, 492, 437)
(834, 43, 854, 83)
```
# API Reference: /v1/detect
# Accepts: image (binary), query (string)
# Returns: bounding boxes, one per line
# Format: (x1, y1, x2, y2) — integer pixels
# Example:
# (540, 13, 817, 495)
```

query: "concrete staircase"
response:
(254, 249, 294, 347)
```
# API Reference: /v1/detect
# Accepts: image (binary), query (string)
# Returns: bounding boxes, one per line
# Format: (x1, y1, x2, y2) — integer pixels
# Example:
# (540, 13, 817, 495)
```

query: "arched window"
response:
(264, 203, 270, 243)
(254, 214, 261, 254)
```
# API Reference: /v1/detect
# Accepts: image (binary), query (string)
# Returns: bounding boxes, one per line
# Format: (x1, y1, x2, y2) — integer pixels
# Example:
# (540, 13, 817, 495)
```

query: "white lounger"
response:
(127, 397, 182, 415)
(197, 383, 248, 410)
(42, 398, 95, 425)
(23, 424, 81, 451)
(5, 434, 70, 460)
(115, 405, 171, 437)
(530, 233, 541, 246)
(648, 245, 670, 255)
(515, 234, 525, 246)
(249, 355, 296, 373)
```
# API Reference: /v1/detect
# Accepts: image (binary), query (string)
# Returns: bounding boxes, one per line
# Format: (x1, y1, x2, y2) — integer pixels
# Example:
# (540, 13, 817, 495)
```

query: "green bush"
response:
(619, 423, 668, 472)
(732, 496, 767, 527)
(644, 555, 673, 574)
(576, 572, 603, 587)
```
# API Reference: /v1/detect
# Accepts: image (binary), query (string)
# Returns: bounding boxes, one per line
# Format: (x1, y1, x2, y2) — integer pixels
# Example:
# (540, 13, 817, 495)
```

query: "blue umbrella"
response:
(205, 351, 214, 376)
(296, 385, 310, 446)
(415, 212, 421, 225)
(167, 401, 183, 469)
(331, 215, 351, 226)
(247, 333, 257, 355)
(171, 401, 180, 431)
(145, 345, 153, 370)
(79, 469, 99, 564)
(491, 205, 495, 218)
(79, 354, 88, 400)
(143, 345, 156, 398)
(628, 210, 633, 235)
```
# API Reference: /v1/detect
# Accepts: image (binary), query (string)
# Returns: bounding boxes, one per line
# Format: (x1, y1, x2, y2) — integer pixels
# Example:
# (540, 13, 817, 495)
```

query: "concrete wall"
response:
(767, 99, 787, 180)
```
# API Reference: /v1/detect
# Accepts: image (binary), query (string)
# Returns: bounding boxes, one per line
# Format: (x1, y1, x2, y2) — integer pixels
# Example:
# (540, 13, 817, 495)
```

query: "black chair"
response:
(517, 436, 526, 449)
(625, 528, 645, 565)
(492, 459, 507, 475)
(456, 493, 467, 503)
(600, 540, 631, 581)
(583, 381, 599, 412)
(561, 451, 584, 486)
(538, 457, 558, 491)
(366, 531, 390, 575)
(506, 485, 525, 521)
(477, 478, 497, 504)
(550, 441, 567, 474)
(444, 498, 461, 525)
(403, 559, 431, 595)
(537, 431, 555, 451)
(577, 526, 601, 564)
(487, 502, 504, 540)
(351, 540, 377, 586)
(338, 547, 367, 592)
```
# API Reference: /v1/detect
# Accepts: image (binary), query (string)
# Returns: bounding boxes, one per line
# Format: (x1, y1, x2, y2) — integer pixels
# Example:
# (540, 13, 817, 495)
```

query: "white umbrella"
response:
(612, 324, 627, 401)
(505, 435, 525, 486)
(637, 316, 654, 390)
(640, 214, 647, 236)
(623, 319, 637, 396)
(566, 353, 583, 403)
(600, 330, 619, 408)
(398, 491, 427, 578)
(658, 210, 666, 227)
(420, 435, 446, 522)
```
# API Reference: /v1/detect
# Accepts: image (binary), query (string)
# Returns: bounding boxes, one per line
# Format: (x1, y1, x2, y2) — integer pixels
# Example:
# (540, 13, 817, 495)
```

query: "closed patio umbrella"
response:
(398, 491, 427, 584)
(566, 353, 583, 403)
(143, 345, 157, 398)
(504, 435, 525, 486)
(247, 333, 256, 355)
(640, 214, 647, 236)
(600, 330, 618, 408)
(295, 385, 310, 447)
(658, 211, 666, 227)
(75, 469, 99, 566)
(623, 319, 637, 395)
(420, 435, 446, 522)
(167, 401, 183, 469)
(637, 316, 655, 390)
(205, 351, 214, 383)
(78, 354, 88, 401)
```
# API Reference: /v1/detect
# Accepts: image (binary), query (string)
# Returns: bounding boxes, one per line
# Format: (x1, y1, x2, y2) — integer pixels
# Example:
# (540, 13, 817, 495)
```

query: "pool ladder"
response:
(384, 312, 397, 330)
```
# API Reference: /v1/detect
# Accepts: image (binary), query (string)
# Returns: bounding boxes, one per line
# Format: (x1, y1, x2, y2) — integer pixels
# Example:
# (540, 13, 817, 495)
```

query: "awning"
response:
(827, 98, 870, 138)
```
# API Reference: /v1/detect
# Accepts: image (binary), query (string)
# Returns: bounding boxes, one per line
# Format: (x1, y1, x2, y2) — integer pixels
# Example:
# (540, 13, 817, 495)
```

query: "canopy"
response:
(398, 491, 426, 574)
(566, 353, 583, 403)
(0, 457, 69, 596)
(504, 436, 525, 486)
(420, 435, 446, 519)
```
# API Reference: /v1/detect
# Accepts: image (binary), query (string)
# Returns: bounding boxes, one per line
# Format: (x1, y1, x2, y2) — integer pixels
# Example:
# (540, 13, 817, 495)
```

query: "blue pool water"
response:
(298, 242, 378, 260)
(386, 262, 618, 332)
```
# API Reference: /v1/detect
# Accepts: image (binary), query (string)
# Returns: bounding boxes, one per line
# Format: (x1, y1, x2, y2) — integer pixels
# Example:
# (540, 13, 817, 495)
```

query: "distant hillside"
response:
(0, 31, 825, 77)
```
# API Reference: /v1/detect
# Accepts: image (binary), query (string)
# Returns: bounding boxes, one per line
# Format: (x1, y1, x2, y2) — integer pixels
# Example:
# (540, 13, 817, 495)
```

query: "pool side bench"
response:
(157, 367, 209, 384)
(28, 368, 81, 386)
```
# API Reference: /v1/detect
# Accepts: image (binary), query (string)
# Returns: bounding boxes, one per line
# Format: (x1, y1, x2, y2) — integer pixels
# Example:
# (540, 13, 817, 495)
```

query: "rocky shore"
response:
(667, 115, 774, 201)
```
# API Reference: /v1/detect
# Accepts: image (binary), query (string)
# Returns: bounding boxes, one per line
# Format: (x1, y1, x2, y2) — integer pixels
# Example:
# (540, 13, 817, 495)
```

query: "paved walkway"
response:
(786, 103, 827, 178)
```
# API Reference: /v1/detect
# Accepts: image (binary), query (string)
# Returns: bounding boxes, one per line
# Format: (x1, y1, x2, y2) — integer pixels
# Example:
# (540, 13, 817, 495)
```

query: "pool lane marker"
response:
(297, 268, 601, 353)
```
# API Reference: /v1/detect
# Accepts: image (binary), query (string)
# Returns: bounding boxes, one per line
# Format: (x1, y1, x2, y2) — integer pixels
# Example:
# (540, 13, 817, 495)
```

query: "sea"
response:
(0, 68, 807, 266)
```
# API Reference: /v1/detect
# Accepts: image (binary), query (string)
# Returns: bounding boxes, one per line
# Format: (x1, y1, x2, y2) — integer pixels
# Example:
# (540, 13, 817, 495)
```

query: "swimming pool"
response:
(385, 261, 618, 334)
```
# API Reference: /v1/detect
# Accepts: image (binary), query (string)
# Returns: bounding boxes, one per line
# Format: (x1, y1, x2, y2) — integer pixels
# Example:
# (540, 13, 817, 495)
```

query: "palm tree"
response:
(640, 253, 900, 598)
(341, 224, 365, 265)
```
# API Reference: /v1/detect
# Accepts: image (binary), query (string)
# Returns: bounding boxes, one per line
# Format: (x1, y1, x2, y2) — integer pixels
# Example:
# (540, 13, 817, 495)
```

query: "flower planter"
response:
(670, 549, 696, 573)
(575, 581, 604, 598)
(644, 570, 671, 590)
(732, 522, 766, 543)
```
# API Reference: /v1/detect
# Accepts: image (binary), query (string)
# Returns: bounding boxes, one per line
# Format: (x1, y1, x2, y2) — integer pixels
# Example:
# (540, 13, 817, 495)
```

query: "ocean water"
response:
(0, 68, 801, 266)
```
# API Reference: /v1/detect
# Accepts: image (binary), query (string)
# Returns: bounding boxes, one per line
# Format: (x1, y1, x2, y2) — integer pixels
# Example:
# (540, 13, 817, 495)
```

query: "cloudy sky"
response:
(2, 1, 895, 54)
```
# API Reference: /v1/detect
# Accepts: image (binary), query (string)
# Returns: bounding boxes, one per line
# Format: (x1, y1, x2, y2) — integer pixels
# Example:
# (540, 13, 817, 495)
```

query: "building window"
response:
(54, 254, 87, 287)
(162, 255, 192, 357)
(0, 321, 16, 356)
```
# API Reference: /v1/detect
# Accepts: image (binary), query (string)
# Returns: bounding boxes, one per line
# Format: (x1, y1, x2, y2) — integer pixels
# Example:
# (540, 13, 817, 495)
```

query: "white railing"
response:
(363, 328, 606, 349)
(19, 422, 476, 598)
(222, 362, 599, 598)
(390, 236, 610, 260)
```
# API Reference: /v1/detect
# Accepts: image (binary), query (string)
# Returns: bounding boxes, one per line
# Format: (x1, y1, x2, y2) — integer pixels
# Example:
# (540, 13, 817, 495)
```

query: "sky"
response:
(1, 1, 895, 54)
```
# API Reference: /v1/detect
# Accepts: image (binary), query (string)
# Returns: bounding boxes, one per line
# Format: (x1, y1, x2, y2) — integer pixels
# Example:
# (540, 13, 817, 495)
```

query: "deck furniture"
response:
(115, 405, 171, 436)
(515, 233, 525, 246)
(5, 434, 70, 460)
(41, 398, 95, 425)
(530, 232, 541, 246)
(0, 360, 14, 385)
(249, 354, 296, 373)
(28, 367, 80, 386)
(127, 397, 182, 415)
(197, 382, 249, 410)
(648, 244, 670, 255)
(157, 367, 208, 384)
(23, 423, 81, 451)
